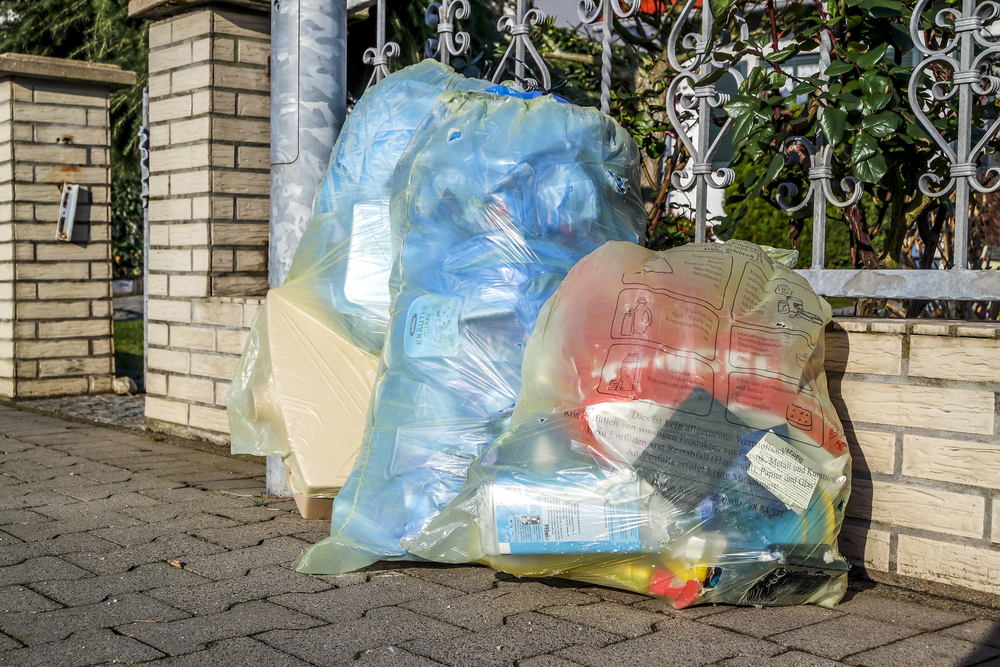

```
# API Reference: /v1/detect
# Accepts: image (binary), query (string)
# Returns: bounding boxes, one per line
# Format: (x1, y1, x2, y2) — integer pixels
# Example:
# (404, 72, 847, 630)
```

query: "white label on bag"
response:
(493, 477, 642, 555)
(584, 400, 674, 464)
(345, 202, 392, 310)
(403, 295, 462, 358)
(746, 432, 819, 511)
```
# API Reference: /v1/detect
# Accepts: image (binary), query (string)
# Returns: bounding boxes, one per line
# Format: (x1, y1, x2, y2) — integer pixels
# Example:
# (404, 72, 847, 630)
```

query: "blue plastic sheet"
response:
(283, 59, 493, 355)
(295, 88, 646, 574)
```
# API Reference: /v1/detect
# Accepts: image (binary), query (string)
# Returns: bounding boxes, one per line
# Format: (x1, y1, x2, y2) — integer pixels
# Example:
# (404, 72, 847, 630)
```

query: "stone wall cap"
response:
(829, 317, 1000, 338)
(128, 0, 269, 20)
(0, 54, 137, 89)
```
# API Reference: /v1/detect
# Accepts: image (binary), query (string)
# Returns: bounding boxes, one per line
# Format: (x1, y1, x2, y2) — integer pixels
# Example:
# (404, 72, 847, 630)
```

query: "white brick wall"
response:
(144, 6, 270, 439)
(0, 72, 124, 397)
(829, 319, 1000, 599)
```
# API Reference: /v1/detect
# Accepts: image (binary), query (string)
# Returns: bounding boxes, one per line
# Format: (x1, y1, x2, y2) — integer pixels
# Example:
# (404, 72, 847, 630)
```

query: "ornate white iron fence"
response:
(358, 0, 1000, 301)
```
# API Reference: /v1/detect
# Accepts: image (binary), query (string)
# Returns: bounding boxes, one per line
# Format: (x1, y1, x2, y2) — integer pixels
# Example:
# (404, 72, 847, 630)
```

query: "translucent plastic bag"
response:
(227, 61, 491, 499)
(410, 240, 851, 608)
(276, 58, 492, 356)
(294, 90, 646, 574)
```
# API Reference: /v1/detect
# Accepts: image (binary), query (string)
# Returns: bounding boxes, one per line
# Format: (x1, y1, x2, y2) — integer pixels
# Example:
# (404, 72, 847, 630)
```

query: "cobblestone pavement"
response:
(1, 404, 1000, 667)
(14, 395, 146, 431)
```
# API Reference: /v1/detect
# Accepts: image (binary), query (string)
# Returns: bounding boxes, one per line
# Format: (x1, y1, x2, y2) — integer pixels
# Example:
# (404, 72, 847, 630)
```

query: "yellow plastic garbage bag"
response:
(294, 88, 645, 574)
(410, 240, 852, 608)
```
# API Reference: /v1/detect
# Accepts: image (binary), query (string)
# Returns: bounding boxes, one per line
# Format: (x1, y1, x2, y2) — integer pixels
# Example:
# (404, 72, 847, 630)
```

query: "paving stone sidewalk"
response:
(1, 404, 999, 667)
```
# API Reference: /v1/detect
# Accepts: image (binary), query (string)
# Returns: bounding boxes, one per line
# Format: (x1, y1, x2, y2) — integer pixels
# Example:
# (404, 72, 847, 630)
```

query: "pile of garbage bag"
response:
(227, 60, 851, 607)
(409, 240, 851, 607)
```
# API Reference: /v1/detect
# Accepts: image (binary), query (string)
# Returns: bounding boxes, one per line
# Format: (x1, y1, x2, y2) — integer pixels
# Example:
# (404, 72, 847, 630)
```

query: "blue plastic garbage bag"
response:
(280, 58, 493, 356)
(294, 88, 646, 574)
(227, 61, 491, 500)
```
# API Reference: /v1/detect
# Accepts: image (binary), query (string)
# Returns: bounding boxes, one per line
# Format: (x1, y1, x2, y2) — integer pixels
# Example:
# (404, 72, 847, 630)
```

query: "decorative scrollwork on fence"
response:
(577, 0, 641, 114)
(493, 0, 551, 90)
(663, 0, 746, 242)
(139, 86, 150, 210)
(908, 0, 1000, 268)
(776, 139, 863, 211)
(364, 0, 400, 90)
(773, 31, 864, 268)
(425, 0, 471, 66)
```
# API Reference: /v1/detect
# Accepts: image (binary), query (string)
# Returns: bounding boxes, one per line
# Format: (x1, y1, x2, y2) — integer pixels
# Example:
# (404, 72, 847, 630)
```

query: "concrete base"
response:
(266, 454, 292, 498)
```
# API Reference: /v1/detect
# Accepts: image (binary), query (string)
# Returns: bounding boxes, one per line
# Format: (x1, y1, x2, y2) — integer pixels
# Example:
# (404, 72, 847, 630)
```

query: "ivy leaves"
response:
(616, 86, 671, 160)
(709, 0, 944, 247)
(851, 132, 886, 183)
(860, 111, 902, 138)
(721, 0, 935, 191)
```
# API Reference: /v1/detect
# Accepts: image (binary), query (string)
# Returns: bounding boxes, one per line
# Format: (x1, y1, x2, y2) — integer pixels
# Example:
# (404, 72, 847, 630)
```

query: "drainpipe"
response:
(140, 87, 150, 393)
(268, 0, 348, 496)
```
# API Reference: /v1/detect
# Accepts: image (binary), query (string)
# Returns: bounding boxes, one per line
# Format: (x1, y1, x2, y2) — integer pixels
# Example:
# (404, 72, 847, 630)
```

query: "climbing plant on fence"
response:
(717, 0, 997, 279)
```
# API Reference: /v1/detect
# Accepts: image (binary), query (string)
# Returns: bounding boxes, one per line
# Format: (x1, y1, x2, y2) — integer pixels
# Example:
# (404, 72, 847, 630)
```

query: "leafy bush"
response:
(726, 162, 867, 270)
(111, 174, 143, 279)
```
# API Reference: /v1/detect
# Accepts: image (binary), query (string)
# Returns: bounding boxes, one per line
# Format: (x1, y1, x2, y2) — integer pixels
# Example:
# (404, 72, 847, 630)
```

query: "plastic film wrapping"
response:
(227, 61, 492, 497)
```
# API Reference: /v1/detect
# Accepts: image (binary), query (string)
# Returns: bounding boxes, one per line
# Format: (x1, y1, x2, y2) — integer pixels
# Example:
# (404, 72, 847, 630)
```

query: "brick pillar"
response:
(129, 0, 270, 440)
(0, 54, 135, 398)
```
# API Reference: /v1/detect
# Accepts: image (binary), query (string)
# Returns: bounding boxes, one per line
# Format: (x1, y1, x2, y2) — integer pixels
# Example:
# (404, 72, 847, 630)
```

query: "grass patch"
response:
(114, 319, 143, 371)
(825, 297, 855, 312)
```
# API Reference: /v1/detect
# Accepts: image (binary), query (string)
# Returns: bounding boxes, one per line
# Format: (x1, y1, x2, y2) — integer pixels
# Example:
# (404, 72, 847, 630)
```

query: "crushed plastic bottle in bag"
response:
(409, 240, 851, 608)
(294, 88, 646, 574)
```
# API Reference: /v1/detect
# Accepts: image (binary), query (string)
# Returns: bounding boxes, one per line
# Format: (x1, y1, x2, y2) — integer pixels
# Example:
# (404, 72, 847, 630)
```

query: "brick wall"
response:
(143, 7, 270, 440)
(829, 318, 1000, 600)
(144, 294, 263, 441)
(0, 56, 135, 398)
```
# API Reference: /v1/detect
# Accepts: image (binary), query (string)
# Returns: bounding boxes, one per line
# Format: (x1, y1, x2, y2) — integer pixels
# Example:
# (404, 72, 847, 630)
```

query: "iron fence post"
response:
(140, 86, 150, 389)
(663, 0, 744, 243)
(908, 0, 1000, 270)
(425, 0, 471, 66)
(494, 0, 551, 89)
(775, 29, 862, 268)
(364, 0, 400, 89)
(578, 0, 640, 115)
